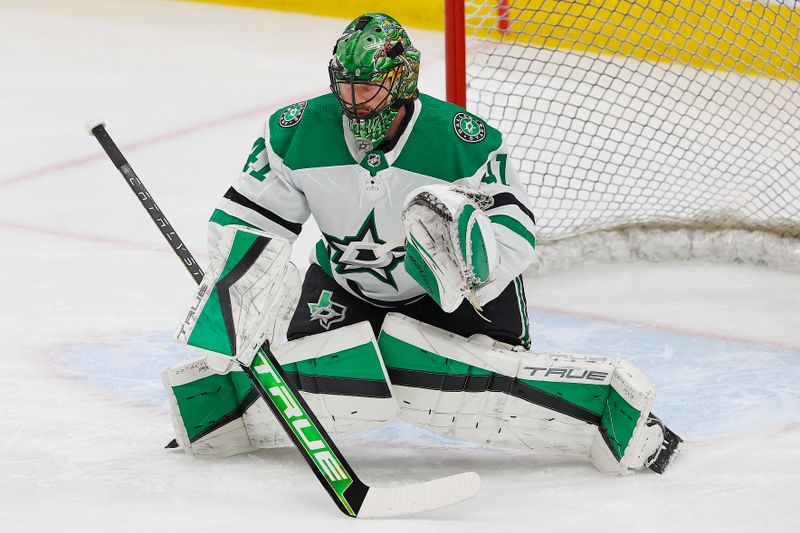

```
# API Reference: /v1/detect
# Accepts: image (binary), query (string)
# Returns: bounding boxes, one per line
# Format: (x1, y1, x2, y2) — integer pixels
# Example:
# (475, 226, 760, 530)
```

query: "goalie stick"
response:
(86, 119, 480, 518)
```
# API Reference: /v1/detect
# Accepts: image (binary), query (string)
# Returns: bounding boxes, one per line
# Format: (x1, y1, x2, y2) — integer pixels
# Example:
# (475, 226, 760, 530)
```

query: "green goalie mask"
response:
(328, 13, 421, 150)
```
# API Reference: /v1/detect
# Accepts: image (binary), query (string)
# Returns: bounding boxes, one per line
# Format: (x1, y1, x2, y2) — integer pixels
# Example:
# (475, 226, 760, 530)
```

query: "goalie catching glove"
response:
(402, 184, 499, 312)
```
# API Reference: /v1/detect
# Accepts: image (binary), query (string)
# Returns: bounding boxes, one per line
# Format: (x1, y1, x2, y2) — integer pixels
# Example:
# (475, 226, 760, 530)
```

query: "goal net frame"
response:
(444, 0, 800, 274)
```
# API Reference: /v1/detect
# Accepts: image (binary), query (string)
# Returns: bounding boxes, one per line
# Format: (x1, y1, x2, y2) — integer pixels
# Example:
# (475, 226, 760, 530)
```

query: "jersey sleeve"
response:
(207, 119, 311, 252)
(464, 144, 537, 305)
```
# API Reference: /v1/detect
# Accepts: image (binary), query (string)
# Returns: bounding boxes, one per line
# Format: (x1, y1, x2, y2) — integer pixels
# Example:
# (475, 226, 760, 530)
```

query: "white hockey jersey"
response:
(209, 93, 536, 307)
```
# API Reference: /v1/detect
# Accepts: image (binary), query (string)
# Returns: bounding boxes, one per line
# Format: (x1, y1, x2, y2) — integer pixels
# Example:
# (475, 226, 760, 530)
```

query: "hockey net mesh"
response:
(463, 0, 800, 270)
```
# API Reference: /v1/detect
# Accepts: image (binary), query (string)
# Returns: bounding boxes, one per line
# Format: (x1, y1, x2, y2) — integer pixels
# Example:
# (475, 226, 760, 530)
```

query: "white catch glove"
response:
(401, 184, 499, 312)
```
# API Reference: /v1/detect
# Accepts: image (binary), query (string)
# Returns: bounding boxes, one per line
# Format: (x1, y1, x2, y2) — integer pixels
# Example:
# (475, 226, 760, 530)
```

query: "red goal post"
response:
(444, 0, 800, 273)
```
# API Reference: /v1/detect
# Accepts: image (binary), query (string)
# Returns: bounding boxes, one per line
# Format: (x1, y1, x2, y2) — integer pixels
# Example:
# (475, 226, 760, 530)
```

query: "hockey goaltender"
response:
(164, 13, 681, 480)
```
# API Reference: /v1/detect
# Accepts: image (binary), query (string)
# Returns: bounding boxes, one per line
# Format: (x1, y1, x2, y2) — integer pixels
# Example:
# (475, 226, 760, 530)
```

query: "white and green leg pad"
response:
(378, 313, 663, 475)
(163, 356, 258, 457)
(164, 321, 398, 456)
(243, 321, 398, 448)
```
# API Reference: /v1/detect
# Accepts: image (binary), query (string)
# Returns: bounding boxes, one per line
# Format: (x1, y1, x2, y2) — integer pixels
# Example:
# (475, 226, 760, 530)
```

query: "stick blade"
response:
(356, 471, 480, 518)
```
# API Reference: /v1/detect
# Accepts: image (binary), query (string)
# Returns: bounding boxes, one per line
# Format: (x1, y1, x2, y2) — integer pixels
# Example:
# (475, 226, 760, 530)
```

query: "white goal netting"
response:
(463, 0, 800, 272)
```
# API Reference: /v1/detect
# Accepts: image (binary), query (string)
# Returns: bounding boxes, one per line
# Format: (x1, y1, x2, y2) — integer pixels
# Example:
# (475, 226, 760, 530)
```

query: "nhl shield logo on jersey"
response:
(279, 101, 307, 128)
(453, 112, 486, 143)
(359, 150, 389, 176)
(308, 289, 347, 330)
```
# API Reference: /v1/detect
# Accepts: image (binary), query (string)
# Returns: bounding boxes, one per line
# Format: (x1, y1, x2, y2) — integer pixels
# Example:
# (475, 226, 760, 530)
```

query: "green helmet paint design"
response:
(328, 13, 421, 149)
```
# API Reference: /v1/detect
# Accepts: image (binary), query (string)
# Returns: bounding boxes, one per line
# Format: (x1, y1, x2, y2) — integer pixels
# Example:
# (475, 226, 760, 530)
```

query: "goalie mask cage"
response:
(444, 0, 800, 273)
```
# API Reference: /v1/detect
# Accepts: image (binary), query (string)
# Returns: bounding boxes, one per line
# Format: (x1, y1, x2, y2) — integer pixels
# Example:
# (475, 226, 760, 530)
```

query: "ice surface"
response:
(1, 1, 799, 531)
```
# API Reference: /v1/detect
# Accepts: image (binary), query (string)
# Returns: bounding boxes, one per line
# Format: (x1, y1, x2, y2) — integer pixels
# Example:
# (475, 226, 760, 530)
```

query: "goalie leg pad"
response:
(590, 359, 661, 475)
(164, 321, 399, 455)
(378, 313, 662, 474)
(242, 321, 398, 448)
(162, 357, 257, 457)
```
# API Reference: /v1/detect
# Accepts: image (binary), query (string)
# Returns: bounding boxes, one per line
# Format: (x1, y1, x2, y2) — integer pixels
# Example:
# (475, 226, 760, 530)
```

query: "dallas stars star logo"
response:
(323, 210, 404, 289)
(308, 290, 346, 330)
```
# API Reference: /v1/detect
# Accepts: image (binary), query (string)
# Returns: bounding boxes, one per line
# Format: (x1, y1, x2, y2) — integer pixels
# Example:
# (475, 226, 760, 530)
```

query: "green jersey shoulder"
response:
(394, 93, 503, 182)
(264, 92, 503, 181)
(267, 93, 354, 170)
